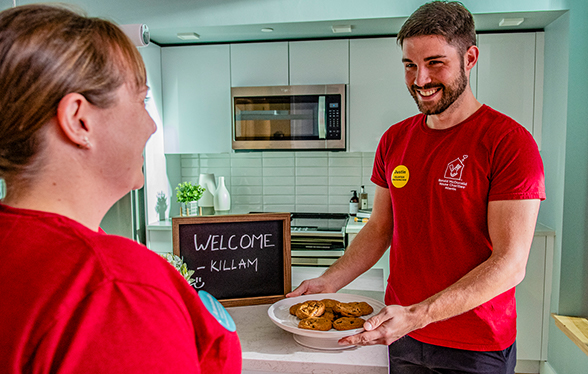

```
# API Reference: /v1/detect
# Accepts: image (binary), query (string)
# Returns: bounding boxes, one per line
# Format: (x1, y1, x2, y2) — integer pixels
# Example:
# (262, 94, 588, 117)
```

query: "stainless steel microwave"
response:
(231, 84, 346, 151)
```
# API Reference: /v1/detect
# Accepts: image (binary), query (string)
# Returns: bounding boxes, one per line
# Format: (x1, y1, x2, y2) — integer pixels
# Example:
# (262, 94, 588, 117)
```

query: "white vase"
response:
(198, 173, 216, 207)
(213, 176, 231, 212)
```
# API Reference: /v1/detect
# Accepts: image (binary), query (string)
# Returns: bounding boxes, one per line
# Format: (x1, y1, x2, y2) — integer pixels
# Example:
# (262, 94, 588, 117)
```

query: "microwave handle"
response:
(318, 96, 326, 139)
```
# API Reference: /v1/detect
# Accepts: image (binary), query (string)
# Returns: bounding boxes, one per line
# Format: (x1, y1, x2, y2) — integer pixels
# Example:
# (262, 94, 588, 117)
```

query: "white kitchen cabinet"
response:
(161, 44, 231, 154)
(230, 42, 289, 87)
(349, 37, 419, 152)
(476, 32, 544, 149)
(289, 39, 349, 85)
(515, 226, 554, 366)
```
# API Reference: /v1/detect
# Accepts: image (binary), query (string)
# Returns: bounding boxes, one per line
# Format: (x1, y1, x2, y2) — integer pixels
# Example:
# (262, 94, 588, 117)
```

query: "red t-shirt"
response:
(371, 105, 546, 351)
(0, 204, 241, 373)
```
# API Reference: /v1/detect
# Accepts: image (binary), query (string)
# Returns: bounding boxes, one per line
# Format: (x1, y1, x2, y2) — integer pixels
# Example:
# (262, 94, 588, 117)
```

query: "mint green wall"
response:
(543, 0, 588, 372)
(559, 0, 588, 319)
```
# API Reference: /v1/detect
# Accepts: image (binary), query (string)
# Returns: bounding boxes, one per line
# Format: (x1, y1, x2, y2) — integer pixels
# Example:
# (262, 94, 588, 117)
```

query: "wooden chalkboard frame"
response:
(172, 213, 291, 307)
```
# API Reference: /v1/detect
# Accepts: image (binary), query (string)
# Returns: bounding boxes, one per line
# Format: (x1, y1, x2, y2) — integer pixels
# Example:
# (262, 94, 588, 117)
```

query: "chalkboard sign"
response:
(172, 213, 291, 307)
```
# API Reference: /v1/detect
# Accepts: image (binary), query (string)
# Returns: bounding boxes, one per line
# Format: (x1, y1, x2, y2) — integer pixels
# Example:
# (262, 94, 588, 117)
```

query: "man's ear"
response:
(55, 93, 92, 148)
(464, 45, 479, 71)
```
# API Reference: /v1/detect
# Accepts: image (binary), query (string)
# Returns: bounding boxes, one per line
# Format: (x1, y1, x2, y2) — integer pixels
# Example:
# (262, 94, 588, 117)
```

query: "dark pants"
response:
(388, 336, 516, 374)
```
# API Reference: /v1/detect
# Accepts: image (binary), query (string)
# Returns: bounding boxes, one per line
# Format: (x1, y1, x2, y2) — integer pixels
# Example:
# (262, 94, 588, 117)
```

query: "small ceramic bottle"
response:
(214, 176, 231, 212)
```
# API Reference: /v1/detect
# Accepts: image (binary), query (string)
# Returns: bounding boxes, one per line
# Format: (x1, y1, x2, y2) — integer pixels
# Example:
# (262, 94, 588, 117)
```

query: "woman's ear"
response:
(56, 93, 92, 149)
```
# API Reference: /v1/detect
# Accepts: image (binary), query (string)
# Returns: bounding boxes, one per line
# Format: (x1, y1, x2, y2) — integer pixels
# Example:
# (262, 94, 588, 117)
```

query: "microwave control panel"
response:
(326, 96, 342, 139)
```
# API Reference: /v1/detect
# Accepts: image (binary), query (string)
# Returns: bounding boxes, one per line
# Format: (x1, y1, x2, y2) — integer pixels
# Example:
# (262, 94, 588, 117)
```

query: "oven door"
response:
(290, 231, 346, 267)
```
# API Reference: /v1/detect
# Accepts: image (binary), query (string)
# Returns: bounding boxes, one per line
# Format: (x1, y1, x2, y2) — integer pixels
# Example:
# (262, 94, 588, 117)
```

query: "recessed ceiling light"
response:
(332, 25, 352, 33)
(499, 18, 524, 27)
(261, 28, 274, 33)
(177, 32, 200, 40)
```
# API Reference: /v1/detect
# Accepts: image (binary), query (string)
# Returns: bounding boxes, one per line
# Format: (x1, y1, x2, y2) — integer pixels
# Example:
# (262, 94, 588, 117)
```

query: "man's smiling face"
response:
(402, 35, 469, 116)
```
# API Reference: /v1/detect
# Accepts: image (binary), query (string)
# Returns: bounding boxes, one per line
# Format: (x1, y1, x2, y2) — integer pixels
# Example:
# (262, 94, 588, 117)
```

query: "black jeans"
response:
(388, 336, 516, 374)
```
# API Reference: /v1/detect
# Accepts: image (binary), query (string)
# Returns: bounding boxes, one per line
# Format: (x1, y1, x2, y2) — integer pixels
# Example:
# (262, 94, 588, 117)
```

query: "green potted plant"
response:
(155, 191, 168, 221)
(176, 181, 205, 216)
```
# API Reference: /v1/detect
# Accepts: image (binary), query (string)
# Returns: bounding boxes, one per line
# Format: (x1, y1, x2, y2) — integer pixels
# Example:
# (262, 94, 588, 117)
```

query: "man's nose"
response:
(414, 66, 432, 87)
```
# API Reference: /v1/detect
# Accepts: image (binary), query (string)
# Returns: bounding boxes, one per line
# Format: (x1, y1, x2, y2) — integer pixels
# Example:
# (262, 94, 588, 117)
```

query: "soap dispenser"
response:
(359, 185, 368, 210)
(349, 190, 359, 216)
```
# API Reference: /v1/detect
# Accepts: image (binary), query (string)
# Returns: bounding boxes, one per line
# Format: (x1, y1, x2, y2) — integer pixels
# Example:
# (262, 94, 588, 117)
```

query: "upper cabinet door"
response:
(476, 33, 544, 148)
(161, 44, 231, 154)
(289, 39, 349, 85)
(230, 42, 289, 87)
(349, 38, 419, 152)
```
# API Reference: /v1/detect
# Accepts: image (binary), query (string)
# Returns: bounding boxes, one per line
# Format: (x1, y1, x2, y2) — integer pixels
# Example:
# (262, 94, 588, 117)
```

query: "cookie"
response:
(295, 300, 326, 319)
(333, 317, 365, 331)
(349, 301, 373, 316)
(298, 317, 333, 331)
(289, 303, 302, 316)
(333, 302, 363, 317)
(320, 298, 339, 309)
(322, 307, 336, 321)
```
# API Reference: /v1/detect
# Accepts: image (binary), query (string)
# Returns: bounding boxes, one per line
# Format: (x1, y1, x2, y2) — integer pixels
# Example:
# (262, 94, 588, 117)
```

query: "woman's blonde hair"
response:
(0, 4, 146, 183)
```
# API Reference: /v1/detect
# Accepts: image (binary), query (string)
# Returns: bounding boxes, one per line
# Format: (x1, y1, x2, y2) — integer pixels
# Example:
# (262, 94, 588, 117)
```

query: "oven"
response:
(290, 212, 348, 267)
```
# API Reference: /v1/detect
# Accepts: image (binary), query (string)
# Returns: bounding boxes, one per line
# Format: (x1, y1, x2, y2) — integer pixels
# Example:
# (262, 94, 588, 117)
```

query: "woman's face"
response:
(92, 81, 156, 192)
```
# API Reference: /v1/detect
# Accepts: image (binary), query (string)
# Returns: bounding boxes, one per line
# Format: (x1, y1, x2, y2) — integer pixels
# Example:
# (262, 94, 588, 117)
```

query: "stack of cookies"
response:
(289, 299, 374, 331)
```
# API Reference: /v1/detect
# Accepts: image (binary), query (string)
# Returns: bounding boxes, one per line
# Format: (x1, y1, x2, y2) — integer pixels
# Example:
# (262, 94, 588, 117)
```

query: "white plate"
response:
(267, 293, 385, 350)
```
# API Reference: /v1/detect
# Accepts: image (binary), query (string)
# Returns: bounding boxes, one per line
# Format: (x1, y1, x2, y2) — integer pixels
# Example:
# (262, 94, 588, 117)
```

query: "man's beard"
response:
(408, 67, 468, 115)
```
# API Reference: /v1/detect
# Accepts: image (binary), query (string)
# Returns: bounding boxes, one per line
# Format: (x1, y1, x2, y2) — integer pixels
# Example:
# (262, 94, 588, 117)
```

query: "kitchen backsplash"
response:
(166, 152, 376, 215)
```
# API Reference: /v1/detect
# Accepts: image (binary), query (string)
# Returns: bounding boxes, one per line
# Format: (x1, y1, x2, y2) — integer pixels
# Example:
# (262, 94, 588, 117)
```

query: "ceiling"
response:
(1, 0, 567, 46)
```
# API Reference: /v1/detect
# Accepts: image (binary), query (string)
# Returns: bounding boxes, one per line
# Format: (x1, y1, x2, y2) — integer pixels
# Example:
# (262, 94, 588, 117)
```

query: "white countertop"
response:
(345, 220, 555, 236)
(227, 303, 388, 374)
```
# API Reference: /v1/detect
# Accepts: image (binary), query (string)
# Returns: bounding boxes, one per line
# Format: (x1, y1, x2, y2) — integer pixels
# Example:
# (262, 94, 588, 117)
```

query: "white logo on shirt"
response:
(438, 155, 469, 191)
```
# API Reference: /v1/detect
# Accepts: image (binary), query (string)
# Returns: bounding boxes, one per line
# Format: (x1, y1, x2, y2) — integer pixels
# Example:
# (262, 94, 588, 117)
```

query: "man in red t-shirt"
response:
(288, 2, 545, 373)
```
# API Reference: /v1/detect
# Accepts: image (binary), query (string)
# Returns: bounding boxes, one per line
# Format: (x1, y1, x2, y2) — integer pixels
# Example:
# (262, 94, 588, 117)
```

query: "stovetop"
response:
(290, 212, 348, 233)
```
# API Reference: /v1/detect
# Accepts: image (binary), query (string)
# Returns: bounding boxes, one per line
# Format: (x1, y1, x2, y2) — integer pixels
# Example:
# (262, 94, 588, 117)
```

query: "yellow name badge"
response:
(392, 165, 409, 188)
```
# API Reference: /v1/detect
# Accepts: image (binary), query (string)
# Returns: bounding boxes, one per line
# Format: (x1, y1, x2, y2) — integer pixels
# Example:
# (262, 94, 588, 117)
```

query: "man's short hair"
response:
(397, 1, 476, 55)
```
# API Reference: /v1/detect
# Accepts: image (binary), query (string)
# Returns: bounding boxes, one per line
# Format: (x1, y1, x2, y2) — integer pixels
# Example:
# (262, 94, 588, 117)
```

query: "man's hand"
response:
(338, 304, 426, 346)
(286, 277, 337, 297)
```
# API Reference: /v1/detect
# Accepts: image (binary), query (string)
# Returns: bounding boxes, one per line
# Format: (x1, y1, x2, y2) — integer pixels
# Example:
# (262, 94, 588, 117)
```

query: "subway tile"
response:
(232, 204, 262, 214)
(328, 205, 349, 214)
(264, 167, 295, 177)
(263, 176, 295, 186)
(296, 195, 328, 205)
(263, 157, 295, 167)
(181, 168, 200, 177)
(328, 195, 350, 205)
(296, 176, 328, 186)
(262, 151, 295, 158)
(232, 186, 263, 195)
(231, 176, 263, 186)
(263, 204, 295, 213)
(231, 167, 263, 177)
(296, 157, 328, 167)
(264, 186, 295, 195)
(329, 166, 361, 177)
(295, 167, 328, 176)
(296, 186, 328, 195)
(329, 176, 362, 186)
(329, 157, 362, 167)
(231, 157, 262, 168)
(329, 185, 357, 196)
(295, 204, 328, 213)
(264, 195, 295, 204)
(199, 153, 231, 159)
(199, 158, 231, 168)
(232, 195, 263, 205)
(295, 152, 328, 158)
(180, 157, 199, 168)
